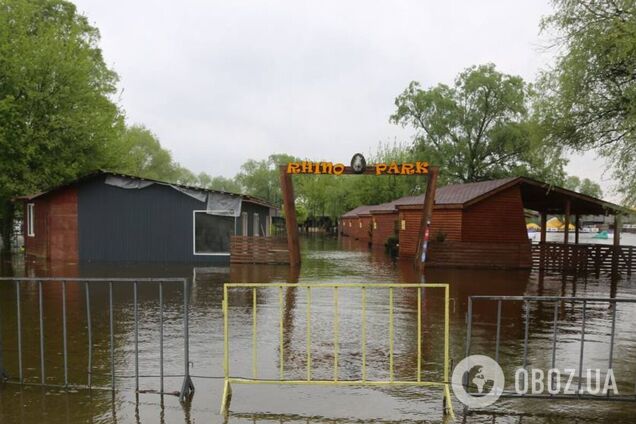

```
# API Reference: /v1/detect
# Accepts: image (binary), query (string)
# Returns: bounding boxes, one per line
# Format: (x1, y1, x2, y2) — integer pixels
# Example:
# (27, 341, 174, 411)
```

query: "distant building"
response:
(341, 177, 625, 269)
(19, 170, 274, 263)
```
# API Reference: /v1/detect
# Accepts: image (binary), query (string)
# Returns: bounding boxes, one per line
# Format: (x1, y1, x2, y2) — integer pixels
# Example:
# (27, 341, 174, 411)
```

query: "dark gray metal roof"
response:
(19, 169, 275, 208)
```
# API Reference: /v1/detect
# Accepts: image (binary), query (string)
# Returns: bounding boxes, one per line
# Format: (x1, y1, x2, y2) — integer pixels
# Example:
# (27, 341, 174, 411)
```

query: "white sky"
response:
(73, 0, 619, 201)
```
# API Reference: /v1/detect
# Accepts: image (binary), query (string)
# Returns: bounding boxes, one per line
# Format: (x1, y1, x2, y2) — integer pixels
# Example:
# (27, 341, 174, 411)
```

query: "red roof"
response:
(342, 205, 375, 217)
(341, 176, 625, 217)
(396, 177, 517, 207)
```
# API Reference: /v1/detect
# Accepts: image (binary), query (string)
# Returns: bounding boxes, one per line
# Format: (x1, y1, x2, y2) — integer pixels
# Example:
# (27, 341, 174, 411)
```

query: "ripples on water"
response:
(0, 236, 635, 423)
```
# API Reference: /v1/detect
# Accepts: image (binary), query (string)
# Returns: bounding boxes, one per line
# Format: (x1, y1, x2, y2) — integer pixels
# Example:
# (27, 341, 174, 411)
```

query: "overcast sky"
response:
(73, 0, 618, 200)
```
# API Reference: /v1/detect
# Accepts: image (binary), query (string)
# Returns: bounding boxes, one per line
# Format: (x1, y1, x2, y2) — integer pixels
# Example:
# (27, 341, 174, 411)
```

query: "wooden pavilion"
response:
(340, 177, 633, 273)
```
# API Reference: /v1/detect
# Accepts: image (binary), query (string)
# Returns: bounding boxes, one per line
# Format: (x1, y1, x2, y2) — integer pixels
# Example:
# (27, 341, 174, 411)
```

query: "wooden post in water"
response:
(612, 214, 622, 276)
(540, 211, 547, 269)
(280, 166, 301, 266)
(563, 199, 571, 271)
(415, 166, 439, 270)
(563, 199, 571, 245)
(540, 212, 547, 244)
(575, 215, 580, 244)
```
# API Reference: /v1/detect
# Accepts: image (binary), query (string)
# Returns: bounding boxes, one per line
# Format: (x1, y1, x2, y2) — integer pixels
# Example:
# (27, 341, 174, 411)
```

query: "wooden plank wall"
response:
(398, 208, 462, 257)
(24, 198, 50, 258)
(340, 217, 352, 237)
(427, 241, 532, 269)
(357, 216, 373, 243)
(371, 212, 397, 247)
(48, 187, 78, 262)
(532, 243, 635, 275)
(230, 236, 290, 264)
(24, 186, 79, 261)
(461, 186, 527, 243)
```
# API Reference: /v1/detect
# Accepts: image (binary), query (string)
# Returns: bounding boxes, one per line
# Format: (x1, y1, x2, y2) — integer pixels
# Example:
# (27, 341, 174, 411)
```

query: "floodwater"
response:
(0, 236, 635, 423)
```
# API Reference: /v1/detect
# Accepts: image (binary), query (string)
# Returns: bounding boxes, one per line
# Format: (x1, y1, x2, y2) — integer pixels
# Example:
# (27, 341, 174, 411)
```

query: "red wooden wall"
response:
(461, 186, 528, 243)
(24, 187, 78, 262)
(357, 215, 372, 243)
(398, 208, 463, 257)
(371, 212, 397, 247)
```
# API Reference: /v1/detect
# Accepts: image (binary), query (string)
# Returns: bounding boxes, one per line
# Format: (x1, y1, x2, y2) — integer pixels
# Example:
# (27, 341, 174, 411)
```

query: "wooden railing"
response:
(230, 236, 290, 264)
(531, 243, 635, 275)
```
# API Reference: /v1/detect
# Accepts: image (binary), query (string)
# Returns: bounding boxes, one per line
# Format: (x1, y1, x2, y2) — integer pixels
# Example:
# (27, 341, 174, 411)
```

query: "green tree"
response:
(0, 0, 123, 249)
(391, 64, 566, 185)
(564, 176, 603, 198)
(196, 173, 242, 193)
(235, 153, 297, 205)
(114, 125, 182, 181)
(539, 0, 636, 205)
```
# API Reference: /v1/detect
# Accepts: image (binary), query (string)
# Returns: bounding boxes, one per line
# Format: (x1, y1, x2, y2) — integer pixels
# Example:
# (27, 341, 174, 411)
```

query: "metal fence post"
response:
(179, 278, 194, 402)
(0, 290, 7, 381)
(62, 280, 68, 387)
(39, 280, 45, 384)
(85, 282, 92, 389)
(16, 281, 23, 383)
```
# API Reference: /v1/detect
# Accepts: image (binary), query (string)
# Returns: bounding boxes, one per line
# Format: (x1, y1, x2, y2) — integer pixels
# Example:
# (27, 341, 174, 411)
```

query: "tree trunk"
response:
(0, 200, 15, 253)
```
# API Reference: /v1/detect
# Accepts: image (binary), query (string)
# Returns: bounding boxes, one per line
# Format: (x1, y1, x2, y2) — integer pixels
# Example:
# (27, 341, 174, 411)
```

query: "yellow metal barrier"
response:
(220, 283, 454, 419)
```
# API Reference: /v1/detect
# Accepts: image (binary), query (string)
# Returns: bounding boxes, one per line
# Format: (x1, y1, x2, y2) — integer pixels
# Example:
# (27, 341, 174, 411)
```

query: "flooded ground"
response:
(1, 235, 636, 423)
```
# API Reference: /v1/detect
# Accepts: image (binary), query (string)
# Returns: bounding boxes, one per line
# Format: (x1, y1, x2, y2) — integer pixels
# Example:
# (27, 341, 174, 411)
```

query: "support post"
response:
(575, 215, 580, 245)
(280, 166, 301, 266)
(415, 166, 439, 270)
(563, 200, 571, 271)
(612, 214, 622, 277)
(614, 214, 622, 247)
(563, 199, 571, 245)
(540, 212, 547, 244)
(540, 211, 547, 270)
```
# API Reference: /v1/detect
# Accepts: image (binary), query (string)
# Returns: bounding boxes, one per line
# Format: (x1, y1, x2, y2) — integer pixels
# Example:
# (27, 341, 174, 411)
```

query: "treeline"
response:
(1, 0, 633, 247)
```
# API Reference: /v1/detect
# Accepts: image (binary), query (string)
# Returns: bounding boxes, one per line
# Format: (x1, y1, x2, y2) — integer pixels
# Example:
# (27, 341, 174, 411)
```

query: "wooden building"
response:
(369, 202, 399, 248)
(396, 178, 530, 268)
(340, 206, 371, 239)
(340, 177, 629, 270)
(19, 170, 274, 263)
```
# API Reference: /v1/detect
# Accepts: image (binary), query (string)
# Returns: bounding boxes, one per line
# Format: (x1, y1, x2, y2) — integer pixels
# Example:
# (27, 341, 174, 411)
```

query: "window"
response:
(27, 203, 35, 237)
(193, 211, 233, 255)
(401, 220, 406, 231)
(241, 212, 248, 236)
(253, 213, 260, 237)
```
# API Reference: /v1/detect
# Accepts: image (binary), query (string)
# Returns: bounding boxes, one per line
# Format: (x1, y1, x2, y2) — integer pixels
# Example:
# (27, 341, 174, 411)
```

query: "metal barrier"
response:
(465, 295, 636, 402)
(221, 283, 454, 418)
(0, 277, 194, 401)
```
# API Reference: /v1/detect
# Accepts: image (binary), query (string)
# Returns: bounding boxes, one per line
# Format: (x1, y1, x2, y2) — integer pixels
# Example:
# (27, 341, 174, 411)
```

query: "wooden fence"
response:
(230, 236, 290, 264)
(531, 243, 635, 275)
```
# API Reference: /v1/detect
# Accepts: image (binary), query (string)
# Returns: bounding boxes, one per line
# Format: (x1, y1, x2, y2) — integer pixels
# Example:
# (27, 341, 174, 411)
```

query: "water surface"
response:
(1, 236, 635, 423)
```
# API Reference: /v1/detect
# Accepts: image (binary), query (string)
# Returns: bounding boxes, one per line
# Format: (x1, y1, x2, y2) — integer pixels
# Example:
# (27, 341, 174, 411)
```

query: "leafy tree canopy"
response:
(0, 0, 123, 248)
(390, 64, 567, 186)
(538, 0, 636, 205)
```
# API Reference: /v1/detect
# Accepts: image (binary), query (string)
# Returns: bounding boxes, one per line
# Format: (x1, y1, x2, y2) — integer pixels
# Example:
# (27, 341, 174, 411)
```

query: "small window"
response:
(359, 221, 362, 228)
(401, 220, 406, 231)
(27, 203, 35, 237)
(349, 222, 351, 227)
(193, 211, 233, 255)
(241, 212, 248, 236)
(253, 213, 260, 237)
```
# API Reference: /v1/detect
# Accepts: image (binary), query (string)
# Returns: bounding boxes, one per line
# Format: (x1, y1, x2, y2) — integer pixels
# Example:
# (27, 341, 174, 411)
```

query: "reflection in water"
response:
(1, 236, 635, 423)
